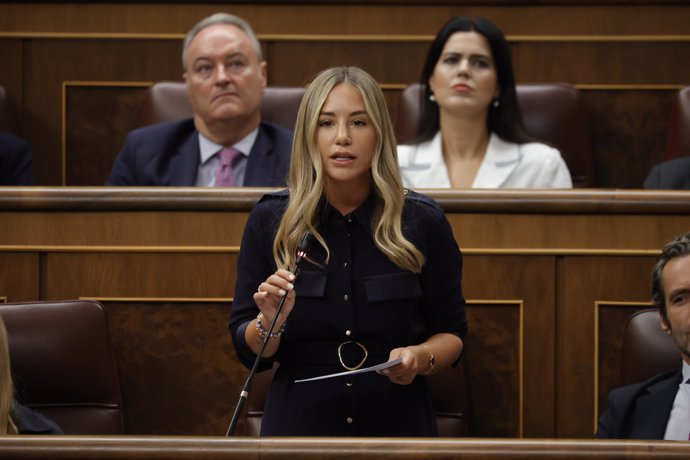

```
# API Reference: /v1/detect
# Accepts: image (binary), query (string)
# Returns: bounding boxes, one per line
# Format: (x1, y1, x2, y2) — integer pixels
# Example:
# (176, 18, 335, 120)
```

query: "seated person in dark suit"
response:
(10, 402, 62, 435)
(597, 232, 690, 440)
(0, 315, 61, 434)
(107, 13, 292, 186)
(644, 157, 690, 190)
(0, 133, 35, 185)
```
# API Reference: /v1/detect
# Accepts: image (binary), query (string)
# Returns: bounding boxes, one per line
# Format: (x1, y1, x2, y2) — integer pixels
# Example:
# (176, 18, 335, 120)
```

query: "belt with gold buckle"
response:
(337, 340, 368, 371)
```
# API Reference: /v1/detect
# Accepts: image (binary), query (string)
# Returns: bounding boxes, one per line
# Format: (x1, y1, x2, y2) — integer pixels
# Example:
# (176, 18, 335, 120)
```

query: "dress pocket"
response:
(295, 270, 327, 298)
(364, 272, 421, 303)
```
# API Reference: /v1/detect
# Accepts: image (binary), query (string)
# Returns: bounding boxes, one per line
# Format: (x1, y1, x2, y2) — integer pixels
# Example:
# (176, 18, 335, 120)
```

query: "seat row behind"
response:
(1, 83, 689, 188)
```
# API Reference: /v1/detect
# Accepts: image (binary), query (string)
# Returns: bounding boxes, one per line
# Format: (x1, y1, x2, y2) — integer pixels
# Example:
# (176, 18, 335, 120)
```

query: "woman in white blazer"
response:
(397, 17, 572, 189)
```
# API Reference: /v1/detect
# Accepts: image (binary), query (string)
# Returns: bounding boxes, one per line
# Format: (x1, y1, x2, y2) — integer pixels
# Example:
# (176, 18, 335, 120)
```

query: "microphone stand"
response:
(225, 233, 313, 436)
(225, 287, 291, 436)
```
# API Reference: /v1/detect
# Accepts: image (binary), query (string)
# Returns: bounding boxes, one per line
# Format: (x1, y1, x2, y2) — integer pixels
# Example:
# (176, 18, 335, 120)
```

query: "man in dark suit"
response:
(0, 133, 36, 185)
(644, 157, 690, 190)
(596, 232, 690, 440)
(107, 13, 292, 187)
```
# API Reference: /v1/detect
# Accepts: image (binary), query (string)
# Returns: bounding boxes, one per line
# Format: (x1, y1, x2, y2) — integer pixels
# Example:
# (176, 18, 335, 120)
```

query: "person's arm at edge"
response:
(106, 133, 137, 185)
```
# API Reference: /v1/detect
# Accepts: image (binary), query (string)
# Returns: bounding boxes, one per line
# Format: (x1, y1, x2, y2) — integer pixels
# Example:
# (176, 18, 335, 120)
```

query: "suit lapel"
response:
(419, 133, 452, 187)
(244, 124, 271, 186)
(472, 134, 521, 188)
(400, 133, 452, 188)
(168, 130, 200, 186)
(630, 371, 682, 439)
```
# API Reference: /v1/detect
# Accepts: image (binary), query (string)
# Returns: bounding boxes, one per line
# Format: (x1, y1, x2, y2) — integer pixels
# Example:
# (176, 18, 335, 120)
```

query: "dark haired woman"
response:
(398, 16, 572, 188)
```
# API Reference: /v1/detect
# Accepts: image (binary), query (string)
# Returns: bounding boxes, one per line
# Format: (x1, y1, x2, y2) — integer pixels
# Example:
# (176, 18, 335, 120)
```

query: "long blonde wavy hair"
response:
(0, 315, 17, 435)
(273, 66, 424, 273)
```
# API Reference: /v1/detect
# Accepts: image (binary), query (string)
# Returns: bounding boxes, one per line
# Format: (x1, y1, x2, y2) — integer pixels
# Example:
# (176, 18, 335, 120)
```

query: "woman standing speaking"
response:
(230, 66, 467, 436)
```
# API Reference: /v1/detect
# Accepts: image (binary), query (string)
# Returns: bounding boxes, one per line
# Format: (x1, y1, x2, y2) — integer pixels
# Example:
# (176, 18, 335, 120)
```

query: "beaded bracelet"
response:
(255, 312, 286, 339)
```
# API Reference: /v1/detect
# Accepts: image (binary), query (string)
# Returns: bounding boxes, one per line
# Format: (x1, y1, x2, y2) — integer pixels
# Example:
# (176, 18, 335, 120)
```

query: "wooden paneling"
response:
(0, 38, 23, 134)
(4, 188, 688, 437)
(513, 42, 690, 85)
(557, 256, 657, 437)
(464, 301, 522, 437)
(2, 4, 690, 35)
(464, 255, 555, 437)
(450, 213, 689, 250)
(6, 36, 688, 187)
(44, 252, 240, 435)
(64, 84, 149, 186)
(105, 300, 236, 435)
(0, 1, 689, 186)
(266, 42, 428, 86)
(582, 90, 675, 188)
(3, 436, 690, 460)
(0, 253, 39, 302)
(596, 301, 652, 433)
(23, 38, 182, 184)
(0, 211, 248, 246)
(45, 253, 237, 298)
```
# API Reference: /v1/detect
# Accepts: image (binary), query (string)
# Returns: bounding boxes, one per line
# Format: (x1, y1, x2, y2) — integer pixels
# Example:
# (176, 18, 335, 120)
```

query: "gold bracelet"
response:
(419, 344, 435, 376)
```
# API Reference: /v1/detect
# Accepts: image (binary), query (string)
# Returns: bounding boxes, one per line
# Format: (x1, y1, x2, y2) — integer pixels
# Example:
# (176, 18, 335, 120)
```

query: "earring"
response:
(492, 98, 500, 108)
(429, 93, 436, 102)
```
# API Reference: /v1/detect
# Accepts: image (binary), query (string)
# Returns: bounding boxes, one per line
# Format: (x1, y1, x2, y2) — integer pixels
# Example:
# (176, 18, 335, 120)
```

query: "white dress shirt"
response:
(397, 131, 573, 189)
(664, 360, 690, 441)
(195, 128, 259, 187)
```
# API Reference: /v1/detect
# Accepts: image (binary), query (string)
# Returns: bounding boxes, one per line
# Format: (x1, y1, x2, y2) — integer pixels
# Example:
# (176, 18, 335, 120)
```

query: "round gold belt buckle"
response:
(337, 340, 368, 371)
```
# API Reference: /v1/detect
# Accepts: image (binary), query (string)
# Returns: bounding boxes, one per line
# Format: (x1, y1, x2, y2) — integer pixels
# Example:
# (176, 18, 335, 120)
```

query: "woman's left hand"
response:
(378, 345, 427, 385)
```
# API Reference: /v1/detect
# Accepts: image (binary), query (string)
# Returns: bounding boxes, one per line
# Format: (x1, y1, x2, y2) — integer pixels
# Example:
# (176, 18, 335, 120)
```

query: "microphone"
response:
(225, 231, 315, 436)
(294, 231, 315, 274)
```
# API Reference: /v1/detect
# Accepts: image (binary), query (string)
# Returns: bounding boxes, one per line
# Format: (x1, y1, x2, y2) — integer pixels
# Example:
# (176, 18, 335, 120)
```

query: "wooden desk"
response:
(1, 436, 690, 459)
(2, 187, 690, 438)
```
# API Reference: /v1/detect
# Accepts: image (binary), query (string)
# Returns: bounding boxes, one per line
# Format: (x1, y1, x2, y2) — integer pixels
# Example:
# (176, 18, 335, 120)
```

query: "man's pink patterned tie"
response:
(213, 148, 241, 187)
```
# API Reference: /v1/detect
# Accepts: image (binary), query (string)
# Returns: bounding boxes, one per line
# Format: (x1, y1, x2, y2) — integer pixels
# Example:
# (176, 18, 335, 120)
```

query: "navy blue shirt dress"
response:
(229, 189, 467, 436)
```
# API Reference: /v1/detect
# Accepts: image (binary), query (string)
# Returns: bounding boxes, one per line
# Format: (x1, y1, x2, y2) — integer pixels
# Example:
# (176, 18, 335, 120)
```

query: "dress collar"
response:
(320, 192, 376, 230)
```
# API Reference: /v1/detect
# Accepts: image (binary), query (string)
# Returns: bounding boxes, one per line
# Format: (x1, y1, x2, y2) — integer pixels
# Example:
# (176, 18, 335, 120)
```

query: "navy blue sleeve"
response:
(229, 195, 285, 370)
(107, 132, 137, 185)
(401, 192, 467, 345)
(415, 201, 468, 341)
(13, 402, 63, 435)
(595, 390, 618, 438)
(0, 134, 35, 186)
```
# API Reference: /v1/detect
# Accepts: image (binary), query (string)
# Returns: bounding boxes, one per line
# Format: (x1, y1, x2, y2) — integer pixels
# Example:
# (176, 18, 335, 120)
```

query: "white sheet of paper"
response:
(294, 357, 403, 383)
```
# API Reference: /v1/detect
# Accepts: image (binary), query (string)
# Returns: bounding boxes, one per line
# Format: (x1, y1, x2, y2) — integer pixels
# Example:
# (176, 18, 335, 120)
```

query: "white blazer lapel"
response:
(472, 133, 521, 188)
(399, 132, 451, 188)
